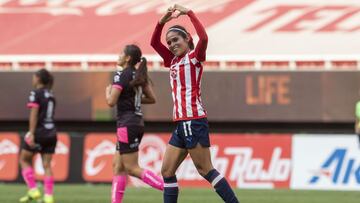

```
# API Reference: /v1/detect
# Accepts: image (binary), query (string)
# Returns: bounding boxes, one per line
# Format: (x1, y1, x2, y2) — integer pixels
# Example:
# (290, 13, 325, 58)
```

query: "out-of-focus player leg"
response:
(41, 153, 55, 203)
(189, 144, 239, 203)
(112, 152, 127, 203)
(122, 152, 164, 191)
(161, 145, 188, 203)
(19, 149, 41, 203)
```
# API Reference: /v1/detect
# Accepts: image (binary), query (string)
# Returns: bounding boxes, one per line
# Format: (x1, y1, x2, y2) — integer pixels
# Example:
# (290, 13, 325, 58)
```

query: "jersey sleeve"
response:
(112, 71, 131, 90)
(150, 22, 174, 68)
(188, 10, 208, 62)
(27, 90, 40, 108)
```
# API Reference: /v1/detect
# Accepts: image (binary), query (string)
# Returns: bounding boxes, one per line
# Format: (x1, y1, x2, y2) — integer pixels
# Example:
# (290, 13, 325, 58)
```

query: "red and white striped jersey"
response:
(169, 51, 207, 121)
(151, 10, 208, 121)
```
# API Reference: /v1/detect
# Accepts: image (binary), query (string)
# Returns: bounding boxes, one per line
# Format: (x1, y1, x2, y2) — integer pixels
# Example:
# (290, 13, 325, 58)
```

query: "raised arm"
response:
(151, 7, 177, 67)
(106, 84, 121, 107)
(187, 10, 208, 62)
(150, 23, 174, 67)
(174, 4, 208, 62)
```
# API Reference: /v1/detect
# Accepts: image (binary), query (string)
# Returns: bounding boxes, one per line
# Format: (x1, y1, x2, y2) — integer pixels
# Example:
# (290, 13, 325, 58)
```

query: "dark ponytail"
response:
(167, 25, 194, 50)
(123, 44, 151, 87)
(130, 57, 151, 87)
(35, 68, 54, 89)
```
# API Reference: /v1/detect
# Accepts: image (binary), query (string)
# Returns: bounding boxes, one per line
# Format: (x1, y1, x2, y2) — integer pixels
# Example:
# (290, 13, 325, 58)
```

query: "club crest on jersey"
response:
(170, 67, 177, 79)
(114, 75, 120, 83)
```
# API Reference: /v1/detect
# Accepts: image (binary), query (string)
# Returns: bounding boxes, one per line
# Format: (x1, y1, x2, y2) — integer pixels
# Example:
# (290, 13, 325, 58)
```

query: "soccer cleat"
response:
(19, 188, 41, 203)
(43, 195, 55, 203)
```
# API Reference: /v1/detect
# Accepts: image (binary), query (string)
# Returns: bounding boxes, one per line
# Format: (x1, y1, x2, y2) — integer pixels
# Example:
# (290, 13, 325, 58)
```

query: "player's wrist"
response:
(27, 131, 34, 135)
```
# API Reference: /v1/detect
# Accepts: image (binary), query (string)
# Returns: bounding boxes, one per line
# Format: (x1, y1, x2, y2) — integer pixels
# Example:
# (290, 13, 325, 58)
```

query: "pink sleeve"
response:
(150, 22, 174, 67)
(112, 84, 123, 90)
(27, 102, 39, 108)
(188, 10, 208, 62)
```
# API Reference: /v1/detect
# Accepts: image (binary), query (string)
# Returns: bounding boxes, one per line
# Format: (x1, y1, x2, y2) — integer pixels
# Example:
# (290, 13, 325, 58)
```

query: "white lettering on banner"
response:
(0, 139, 18, 155)
(35, 140, 69, 175)
(85, 140, 115, 176)
(225, 147, 291, 189)
(0, 0, 235, 16)
(173, 145, 291, 188)
(0, 139, 18, 171)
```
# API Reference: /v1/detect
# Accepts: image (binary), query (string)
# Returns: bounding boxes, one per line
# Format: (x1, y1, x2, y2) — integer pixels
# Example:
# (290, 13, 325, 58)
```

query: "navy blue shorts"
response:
(169, 118, 210, 149)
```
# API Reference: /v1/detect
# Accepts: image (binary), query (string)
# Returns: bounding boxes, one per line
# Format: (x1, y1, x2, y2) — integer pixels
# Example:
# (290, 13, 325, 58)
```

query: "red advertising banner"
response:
(82, 134, 117, 182)
(0, 132, 20, 181)
(34, 133, 71, 181)
(82, 133, 292, 189)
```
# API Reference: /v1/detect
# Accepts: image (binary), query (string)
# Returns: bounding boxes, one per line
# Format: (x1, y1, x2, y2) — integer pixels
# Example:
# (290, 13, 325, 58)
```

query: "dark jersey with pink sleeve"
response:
(112, 67, 144, 127)
(27, 88, 56, 133)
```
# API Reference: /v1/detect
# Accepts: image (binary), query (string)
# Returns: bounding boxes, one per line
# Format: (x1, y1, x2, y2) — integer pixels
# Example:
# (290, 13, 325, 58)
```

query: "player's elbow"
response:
(199, 32, 208, 44)
(201, 34, 208, 43)
(197, 54, 206, 62)
(150, 38, 158, 48)
(149, 97, 156, 104)
(106, 99, 116, 107)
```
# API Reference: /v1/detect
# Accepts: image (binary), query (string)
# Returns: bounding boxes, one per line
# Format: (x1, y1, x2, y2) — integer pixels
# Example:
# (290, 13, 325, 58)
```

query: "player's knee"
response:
(194, 163, 212, 177)
(113, 161, 125, 175)
(42, 161, 51, 170)
(19, 156, 31, 167)
(123, 164, 137, 176)
(161, 165, 174, 178)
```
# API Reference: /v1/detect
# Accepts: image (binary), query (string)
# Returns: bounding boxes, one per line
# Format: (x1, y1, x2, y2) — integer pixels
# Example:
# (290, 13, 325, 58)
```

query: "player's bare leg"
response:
(189, 144, 239, 203)
(122, 152, 163, 190)
(161, 145, 188, 203)
(41, 153, 55, 203)
(19, 149, 41, 203)
(112, 152, 127, 203)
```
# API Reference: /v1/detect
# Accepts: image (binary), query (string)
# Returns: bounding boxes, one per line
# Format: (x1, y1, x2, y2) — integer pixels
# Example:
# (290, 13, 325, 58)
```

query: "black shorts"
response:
(116, 125, 144, 154)
(169, 118, 210, 149)
(22, 129, 57, 154)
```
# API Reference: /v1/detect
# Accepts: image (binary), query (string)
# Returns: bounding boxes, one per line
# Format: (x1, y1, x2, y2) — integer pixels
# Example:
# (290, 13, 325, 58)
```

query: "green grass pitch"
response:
(0, 183, 359, 203)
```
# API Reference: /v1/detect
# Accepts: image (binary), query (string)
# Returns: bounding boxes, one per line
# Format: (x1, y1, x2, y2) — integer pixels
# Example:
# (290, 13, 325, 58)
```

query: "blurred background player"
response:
(151, 4, 239, 203)
(105, 44, 163, 203)
(355, 95, 360, 146)
(19, 69, 56, 203)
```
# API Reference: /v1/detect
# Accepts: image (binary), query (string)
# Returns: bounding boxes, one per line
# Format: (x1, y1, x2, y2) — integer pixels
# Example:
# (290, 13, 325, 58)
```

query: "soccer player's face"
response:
(166, 31, 189, 56)
(117, 52, 127, 67)
(32, 75, 39, 88)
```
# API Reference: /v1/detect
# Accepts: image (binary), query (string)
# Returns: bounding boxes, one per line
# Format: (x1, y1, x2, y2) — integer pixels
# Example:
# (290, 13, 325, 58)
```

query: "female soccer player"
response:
(151, 4, 239, 203)
(19, 69, 57, 203)
(106, 44, 163, 203)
